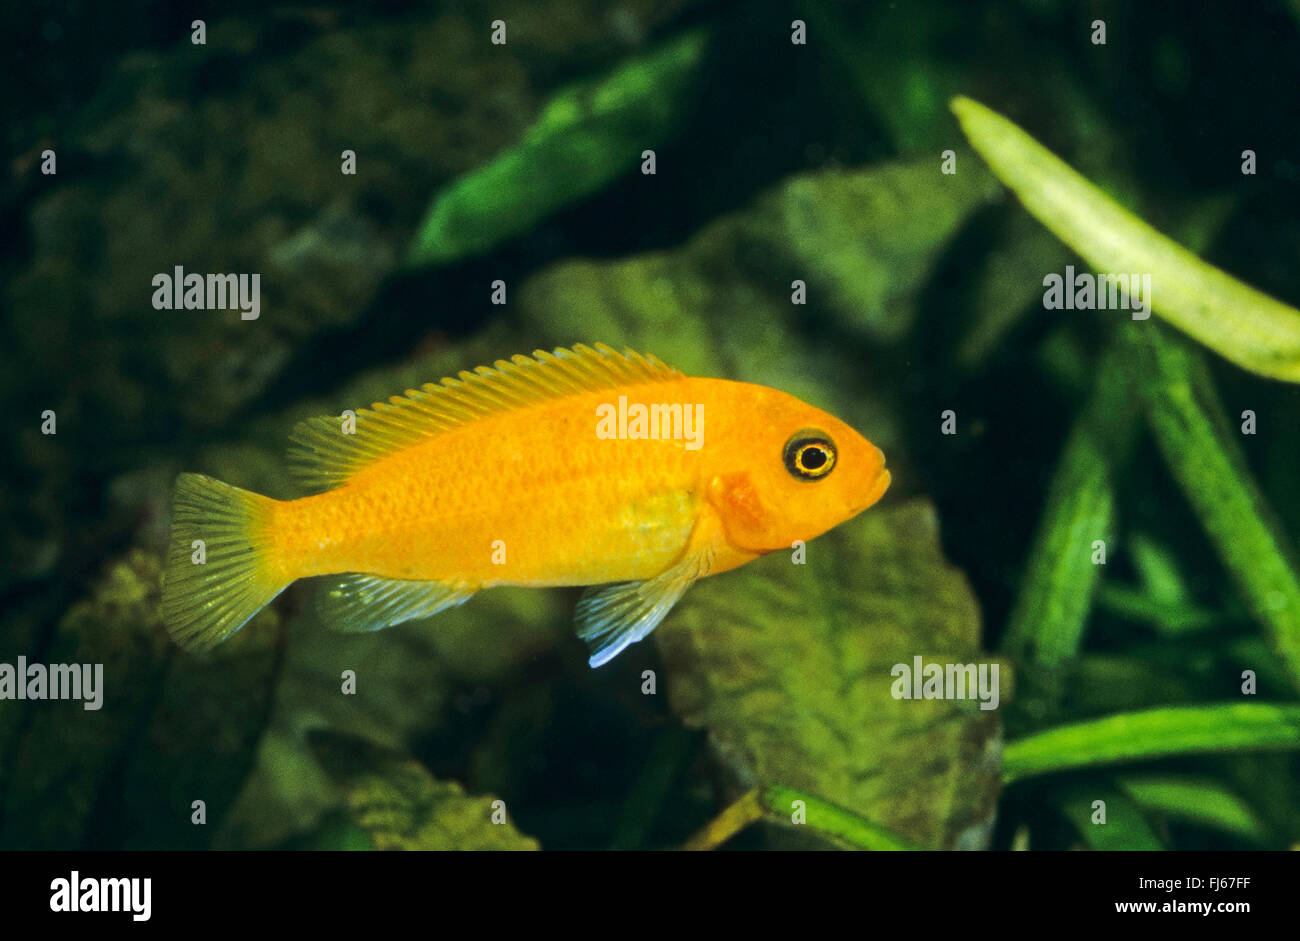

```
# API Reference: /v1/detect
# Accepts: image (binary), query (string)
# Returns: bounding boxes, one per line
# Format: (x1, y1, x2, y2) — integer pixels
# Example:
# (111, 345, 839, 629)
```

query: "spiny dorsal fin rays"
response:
(287, 343, 682, 492)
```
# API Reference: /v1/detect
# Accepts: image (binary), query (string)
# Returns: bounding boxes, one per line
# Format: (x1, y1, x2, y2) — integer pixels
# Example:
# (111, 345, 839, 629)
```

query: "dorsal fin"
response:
(288, 343, 682, 491)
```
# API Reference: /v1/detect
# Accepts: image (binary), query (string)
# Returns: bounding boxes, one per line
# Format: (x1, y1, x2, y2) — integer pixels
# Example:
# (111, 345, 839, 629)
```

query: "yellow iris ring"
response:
(783, 430, 837, 480)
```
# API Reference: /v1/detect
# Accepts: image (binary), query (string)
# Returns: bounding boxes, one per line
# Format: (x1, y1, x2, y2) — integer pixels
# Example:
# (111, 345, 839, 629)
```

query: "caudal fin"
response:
(161, 473, 288, 651)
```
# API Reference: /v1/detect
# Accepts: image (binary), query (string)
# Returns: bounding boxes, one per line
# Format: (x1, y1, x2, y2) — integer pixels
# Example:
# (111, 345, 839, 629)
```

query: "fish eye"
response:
(783, 430, 837, 481)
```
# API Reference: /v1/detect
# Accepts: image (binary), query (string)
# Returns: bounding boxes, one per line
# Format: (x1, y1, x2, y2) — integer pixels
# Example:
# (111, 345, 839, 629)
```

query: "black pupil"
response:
(801, 446, 827, 470)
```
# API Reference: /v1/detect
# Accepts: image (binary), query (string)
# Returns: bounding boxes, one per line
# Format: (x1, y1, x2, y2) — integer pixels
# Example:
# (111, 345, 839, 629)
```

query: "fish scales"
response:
(274, 379, 703, 586)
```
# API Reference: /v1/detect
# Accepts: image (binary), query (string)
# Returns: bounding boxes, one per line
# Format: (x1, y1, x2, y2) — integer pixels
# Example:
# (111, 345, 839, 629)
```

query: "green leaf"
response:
(1129, 533, 1196, 607)
(1116, 775, 1266, 841)
(1053, 780, 1165, 850)
(309, 732, 538, 850)
(1064, 655, 1201, 716)
(1134, 327, 1300, 690)
(1001, 337, 1139, 672)
(1003, 703, 1300, 785)
(407, 30, 708, 266)
(759, 785, 922, 851)
(799, 0, 967, 153)
(951, 95, 1300, 383)
(778, 154, 1001, 341)
(656, 500, 1002, 850)
(1094, 583, 1220, 636)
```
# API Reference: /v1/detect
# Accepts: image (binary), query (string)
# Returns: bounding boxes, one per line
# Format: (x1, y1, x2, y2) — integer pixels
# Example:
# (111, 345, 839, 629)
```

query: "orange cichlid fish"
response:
(162, 343, 891, 666)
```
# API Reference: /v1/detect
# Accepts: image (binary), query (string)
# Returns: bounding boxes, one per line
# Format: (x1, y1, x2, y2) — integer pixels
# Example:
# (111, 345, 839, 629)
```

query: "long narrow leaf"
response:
(1003, 704, 1300, 784)
(1116, 775, 1266, 841)
(1135, 327, 1300, 690)
(408, 31, 707, 266)
(759, 785, 921, 851)
(1002, 337, 1138, 669)
(951, 95, 1300, 382)
(1053, 781, 1165, 850)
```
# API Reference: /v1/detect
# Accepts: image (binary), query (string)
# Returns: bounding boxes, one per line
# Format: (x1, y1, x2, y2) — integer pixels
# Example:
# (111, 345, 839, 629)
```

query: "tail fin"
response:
(161, 473, 288, 651)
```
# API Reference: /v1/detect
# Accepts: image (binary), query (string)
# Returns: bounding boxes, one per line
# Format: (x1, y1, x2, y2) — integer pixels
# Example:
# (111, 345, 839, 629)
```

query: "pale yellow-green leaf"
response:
(951, 95, 1300, 383)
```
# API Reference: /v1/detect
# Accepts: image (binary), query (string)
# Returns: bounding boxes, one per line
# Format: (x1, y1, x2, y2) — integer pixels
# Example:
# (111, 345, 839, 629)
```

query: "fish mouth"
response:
(850, 467, 891, 515)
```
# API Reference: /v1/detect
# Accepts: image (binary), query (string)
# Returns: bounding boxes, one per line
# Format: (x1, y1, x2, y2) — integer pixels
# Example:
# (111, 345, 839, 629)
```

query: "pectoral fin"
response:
(575, 542, 715, 668)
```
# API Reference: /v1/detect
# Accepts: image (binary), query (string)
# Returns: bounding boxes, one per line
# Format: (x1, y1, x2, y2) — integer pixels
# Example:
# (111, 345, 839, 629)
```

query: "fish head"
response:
(706, 384, 890, 554)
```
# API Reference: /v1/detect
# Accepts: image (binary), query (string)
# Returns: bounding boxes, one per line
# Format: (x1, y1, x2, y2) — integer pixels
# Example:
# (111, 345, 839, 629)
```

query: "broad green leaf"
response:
(779, 155, 1001, 341)
(656, 499, 1002, 850)
(951, 95, 1300, 382)
(1116, 775, 1266, 841)
(523, 145, 1002, 348)
(309, 733, 538, 850)
(504, 159, 1003, 850)
(1134, 327, 1300, 690)
(1004, 704, 1300, 784)
(408, 30, 708, 266)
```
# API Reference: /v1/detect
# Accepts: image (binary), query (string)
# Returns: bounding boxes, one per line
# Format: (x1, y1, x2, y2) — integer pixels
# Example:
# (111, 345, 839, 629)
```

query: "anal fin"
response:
(317, 573, 474, 633)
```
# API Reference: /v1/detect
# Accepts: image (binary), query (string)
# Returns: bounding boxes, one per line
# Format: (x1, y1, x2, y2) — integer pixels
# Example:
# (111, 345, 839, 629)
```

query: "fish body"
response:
(162, 344, 890, 665)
